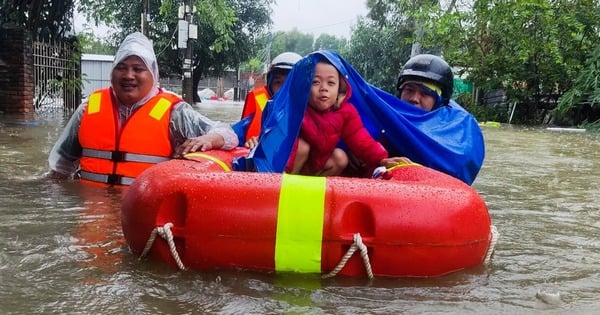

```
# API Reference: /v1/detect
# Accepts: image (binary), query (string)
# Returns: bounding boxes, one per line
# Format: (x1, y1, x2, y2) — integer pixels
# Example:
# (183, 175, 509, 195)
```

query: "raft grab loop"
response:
(322, 233, 374, 279)
(484, 225, 499, 264)
(139, 222, 187, 270)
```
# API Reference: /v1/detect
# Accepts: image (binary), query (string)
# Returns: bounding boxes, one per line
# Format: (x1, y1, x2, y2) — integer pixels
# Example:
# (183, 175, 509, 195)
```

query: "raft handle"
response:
(484, 225, 499, 265)
(139, 222, 187, 271)
(322, 233, 374, 279)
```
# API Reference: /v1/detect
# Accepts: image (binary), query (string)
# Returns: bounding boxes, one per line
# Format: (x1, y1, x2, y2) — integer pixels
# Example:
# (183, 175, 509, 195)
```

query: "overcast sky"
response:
(74, 1, 369, 40)
(270, 0, 369, 39)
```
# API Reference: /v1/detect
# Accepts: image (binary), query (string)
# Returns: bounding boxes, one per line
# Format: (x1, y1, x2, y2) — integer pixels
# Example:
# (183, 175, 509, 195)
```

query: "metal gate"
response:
(32, 38, 81, 112)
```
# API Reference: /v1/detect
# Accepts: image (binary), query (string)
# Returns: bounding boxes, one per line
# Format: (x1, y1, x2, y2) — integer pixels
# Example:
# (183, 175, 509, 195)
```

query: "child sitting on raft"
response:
(286, 58, 408, 176)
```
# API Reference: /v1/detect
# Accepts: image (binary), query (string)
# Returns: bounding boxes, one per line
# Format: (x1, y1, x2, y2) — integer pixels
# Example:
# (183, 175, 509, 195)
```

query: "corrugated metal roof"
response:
(82, 53, 114, 62)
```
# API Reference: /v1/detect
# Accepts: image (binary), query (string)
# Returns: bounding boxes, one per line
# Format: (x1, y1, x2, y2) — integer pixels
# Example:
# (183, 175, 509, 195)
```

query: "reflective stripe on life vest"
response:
(245, 86, 270, 141)
(79, 170, 136, 186)
(81, 148, 171, 164)
(275, 174, 327, 273)
(255, 90, 269, 111)
(88, 92, 102, 114)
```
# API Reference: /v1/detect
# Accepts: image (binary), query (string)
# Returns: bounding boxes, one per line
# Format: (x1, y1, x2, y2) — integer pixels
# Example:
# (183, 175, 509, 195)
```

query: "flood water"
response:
(1, 101, 599, 314)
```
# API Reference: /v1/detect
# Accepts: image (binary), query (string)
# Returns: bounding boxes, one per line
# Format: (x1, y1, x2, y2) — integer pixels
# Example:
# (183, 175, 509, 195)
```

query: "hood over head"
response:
(112, 32, 159, 89)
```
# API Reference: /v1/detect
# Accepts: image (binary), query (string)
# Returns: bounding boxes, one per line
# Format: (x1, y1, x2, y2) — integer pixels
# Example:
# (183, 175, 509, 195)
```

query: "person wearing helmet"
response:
(396, 54, 454, 111)
(233, 52, 303, 148)
(234, 50, 483, 184)
(265, 52, 302, 96)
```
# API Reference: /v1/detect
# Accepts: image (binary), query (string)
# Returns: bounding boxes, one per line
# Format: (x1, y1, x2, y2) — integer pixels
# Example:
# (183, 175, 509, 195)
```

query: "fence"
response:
(32, 38, 81, 112)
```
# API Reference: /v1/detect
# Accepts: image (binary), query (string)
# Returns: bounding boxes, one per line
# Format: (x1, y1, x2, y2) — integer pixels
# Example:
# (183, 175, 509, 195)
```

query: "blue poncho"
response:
(236, 50, 485, 185)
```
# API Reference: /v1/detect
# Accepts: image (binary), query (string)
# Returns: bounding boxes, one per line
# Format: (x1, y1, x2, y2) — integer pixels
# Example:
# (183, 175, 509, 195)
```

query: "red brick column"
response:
(0, 26, 34, 114)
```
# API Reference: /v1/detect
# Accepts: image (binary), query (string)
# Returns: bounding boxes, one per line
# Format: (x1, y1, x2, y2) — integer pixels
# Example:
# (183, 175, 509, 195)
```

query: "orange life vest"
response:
(240, 85, 270, 141)
(78, 88, 181, 185)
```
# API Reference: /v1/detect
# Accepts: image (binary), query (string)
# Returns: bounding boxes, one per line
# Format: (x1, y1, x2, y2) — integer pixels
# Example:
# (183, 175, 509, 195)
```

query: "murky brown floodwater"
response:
(1, 101, 598, 314)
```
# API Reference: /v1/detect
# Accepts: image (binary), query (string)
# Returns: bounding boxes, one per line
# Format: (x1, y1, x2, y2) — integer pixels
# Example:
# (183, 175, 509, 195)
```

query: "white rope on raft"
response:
(139, 222, 187, 271)
(322, 233, 374, 279)
(484, 225, 499, 264)
(134, 225, 496, 277)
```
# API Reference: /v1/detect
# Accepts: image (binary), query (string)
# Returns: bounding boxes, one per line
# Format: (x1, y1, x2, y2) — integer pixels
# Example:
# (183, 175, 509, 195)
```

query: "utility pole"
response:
(410, 25, 423, 57)
(178, 0, 197, 104)
(141, 0, 149, 36)
(266, 32, 272, 72)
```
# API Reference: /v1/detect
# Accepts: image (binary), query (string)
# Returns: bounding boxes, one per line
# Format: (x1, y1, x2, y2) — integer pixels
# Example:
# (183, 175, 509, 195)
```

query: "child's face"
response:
(309, 62, 340, 111)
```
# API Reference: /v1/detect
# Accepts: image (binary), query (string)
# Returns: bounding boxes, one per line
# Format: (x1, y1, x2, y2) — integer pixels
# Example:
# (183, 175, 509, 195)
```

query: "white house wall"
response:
(81, 54, 114, 98)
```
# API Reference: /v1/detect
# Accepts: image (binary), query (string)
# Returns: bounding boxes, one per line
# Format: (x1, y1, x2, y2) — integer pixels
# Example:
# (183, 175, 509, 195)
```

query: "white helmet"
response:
(269, 52, 302, 72)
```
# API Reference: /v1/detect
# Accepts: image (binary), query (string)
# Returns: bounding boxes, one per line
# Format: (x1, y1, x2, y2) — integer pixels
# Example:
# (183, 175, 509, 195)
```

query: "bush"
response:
(579, 119, 600, 132)
(455, 93, 506, 122)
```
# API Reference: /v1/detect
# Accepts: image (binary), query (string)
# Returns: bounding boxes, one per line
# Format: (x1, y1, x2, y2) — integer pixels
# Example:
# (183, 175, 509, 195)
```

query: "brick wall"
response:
(0, 26, 34, 114)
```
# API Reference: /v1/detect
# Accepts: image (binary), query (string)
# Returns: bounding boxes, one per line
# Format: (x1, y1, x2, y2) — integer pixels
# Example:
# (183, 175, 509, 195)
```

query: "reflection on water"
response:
(193, 100, 244, 123)
(1, 106, 599, 313)
(473, 126, 600, 311)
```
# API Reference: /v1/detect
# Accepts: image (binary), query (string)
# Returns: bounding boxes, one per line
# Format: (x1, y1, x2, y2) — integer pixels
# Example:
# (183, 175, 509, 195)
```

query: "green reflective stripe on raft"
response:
(275, 174, 326, 273)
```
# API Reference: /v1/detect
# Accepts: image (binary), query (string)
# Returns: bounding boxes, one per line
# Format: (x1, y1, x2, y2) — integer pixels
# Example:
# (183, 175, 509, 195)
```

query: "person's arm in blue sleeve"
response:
(232, 114, 253, 147)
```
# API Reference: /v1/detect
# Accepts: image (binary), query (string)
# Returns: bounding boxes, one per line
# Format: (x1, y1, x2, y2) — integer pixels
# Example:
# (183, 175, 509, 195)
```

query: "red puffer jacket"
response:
(291, 101, 388, 174)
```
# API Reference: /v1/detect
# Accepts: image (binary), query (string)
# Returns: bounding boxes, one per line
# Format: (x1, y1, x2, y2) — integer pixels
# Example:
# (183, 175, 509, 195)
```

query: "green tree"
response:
(0, 0, 75, 40)
(313, 34, 348, 54)
(265, 30, 349, 61)
(345, 18, 412, 93)
(270, 29, 315, 57)
(423, 0, 600, 123)
(343, 0, 436, 93)
(79, 0, 272, 102)
(205, 0, 272, 82)
(555, 43, 600, 124)
(77, 31, 115, 54)
(354, 0, 600, 124)
(244, 29, 348, 76)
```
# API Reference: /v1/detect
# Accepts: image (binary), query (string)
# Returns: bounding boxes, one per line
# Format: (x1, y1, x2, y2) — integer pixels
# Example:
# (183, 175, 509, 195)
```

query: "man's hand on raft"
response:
(175, 134, 224, 157)
(380, 156, 412, 168)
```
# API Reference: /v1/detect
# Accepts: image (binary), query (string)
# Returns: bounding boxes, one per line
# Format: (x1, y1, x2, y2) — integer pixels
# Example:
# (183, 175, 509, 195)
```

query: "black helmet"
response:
(396, 54, 454, 106)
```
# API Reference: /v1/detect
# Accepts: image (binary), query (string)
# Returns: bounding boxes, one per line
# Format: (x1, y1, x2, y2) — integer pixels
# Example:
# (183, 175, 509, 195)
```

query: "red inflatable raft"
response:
(122, 148, 496, 278)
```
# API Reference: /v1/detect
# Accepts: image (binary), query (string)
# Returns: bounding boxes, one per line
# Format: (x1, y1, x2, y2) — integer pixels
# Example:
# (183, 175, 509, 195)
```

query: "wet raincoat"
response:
(48, 32, 238, 180)
(237, 50, 484, 185)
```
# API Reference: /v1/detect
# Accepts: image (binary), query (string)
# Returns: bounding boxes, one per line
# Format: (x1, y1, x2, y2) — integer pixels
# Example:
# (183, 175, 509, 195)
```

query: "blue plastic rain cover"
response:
(242, 50, 485, 185)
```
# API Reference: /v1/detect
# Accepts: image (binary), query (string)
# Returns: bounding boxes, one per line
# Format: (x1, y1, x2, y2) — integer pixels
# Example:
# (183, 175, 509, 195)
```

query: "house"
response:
(81, 53, 114, 98)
